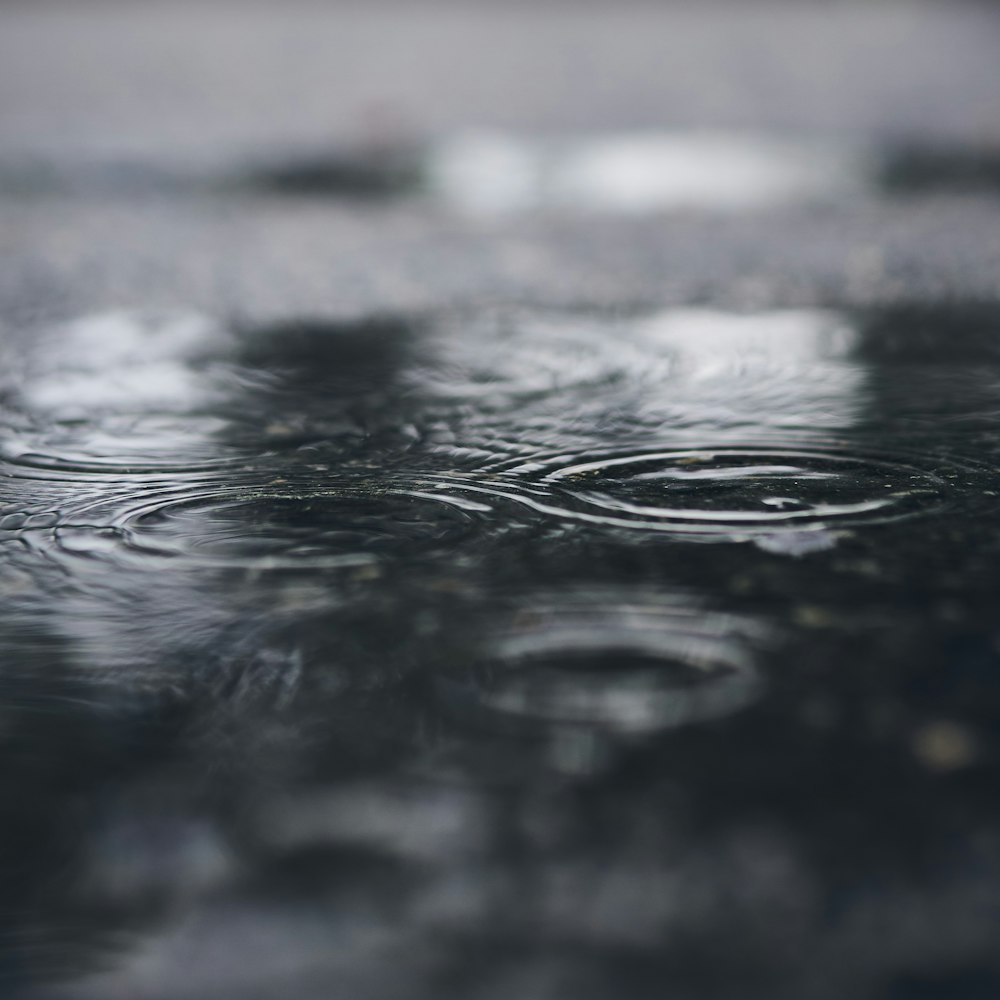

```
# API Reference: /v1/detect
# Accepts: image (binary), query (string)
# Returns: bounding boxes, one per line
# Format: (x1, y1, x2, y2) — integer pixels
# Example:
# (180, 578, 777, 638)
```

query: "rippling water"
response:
(3, 304, 1000, 998)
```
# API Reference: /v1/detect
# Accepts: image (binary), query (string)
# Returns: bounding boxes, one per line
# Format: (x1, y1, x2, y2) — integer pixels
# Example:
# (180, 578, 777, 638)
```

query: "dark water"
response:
(2, 303, 1000, 999)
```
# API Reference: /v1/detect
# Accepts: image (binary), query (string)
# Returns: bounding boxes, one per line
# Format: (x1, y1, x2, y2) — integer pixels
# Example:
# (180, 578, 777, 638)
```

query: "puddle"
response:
(2, 305, 993, 579)
(3, 302, 1000, 997)
(407, 307, 866, 439)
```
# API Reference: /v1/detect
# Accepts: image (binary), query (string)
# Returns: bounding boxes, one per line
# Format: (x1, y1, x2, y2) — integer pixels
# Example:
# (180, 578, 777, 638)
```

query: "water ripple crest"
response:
(422, 446, 963, 538)
(0, 469, 487, 574)
(435, 591, 766, 739)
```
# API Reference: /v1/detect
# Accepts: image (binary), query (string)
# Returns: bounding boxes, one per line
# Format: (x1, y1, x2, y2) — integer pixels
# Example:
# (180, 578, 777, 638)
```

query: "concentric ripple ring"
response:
(15, 476, 484, 572)
(487, 447, 960, 535)
(435, 592, 766, 736)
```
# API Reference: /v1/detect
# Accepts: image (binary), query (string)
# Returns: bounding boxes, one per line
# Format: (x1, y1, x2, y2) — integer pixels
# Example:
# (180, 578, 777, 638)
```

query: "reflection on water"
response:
(2, 305, 1000, 998)
(436, 590, 765, 751)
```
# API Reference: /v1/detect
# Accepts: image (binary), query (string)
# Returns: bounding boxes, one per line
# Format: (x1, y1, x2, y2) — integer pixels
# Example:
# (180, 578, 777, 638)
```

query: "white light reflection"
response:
(21, 310, 231, 416)
(636, 309, 858, 370)
(632, 308, 865, 435)
(430, 132, 871, 215)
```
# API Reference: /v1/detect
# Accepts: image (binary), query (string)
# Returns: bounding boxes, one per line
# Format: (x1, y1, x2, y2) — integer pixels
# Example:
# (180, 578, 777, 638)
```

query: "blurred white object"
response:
(431, 131, 870, 214)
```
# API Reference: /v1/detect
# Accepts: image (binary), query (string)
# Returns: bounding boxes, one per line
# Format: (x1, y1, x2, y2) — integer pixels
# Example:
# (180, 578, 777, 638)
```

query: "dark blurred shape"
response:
(852, 303, 1000, 363)
(240, 148, 424, 199)
(885, 967, 1000, 1000)
(236, 316, 415, 383)
(880, 146, 1000, 196)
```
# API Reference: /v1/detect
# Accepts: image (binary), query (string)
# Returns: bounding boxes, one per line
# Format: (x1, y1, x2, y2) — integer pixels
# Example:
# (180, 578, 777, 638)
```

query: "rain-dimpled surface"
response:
(3, 304, 1000, 1000)
(2, 307, 986, 579)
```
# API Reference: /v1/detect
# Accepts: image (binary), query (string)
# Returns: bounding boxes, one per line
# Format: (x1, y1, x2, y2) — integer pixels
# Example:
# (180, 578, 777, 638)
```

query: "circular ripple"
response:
(496, 447, 955, 535)
(99, 484, 482, 570)
(410, 310, 647, 404)
(3, 469, 470, 572)
(0, 416, 250, 478)
(0, 471, 487, 574)
(436, 593, 764, 737)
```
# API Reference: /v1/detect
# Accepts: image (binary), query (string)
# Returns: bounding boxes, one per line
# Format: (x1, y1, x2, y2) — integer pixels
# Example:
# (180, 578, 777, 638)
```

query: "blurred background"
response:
(2, 0, 1000, 323)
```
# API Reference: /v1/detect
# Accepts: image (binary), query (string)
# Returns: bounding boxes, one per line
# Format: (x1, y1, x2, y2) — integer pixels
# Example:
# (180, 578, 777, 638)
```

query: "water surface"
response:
(2, 304, 1000, 999)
